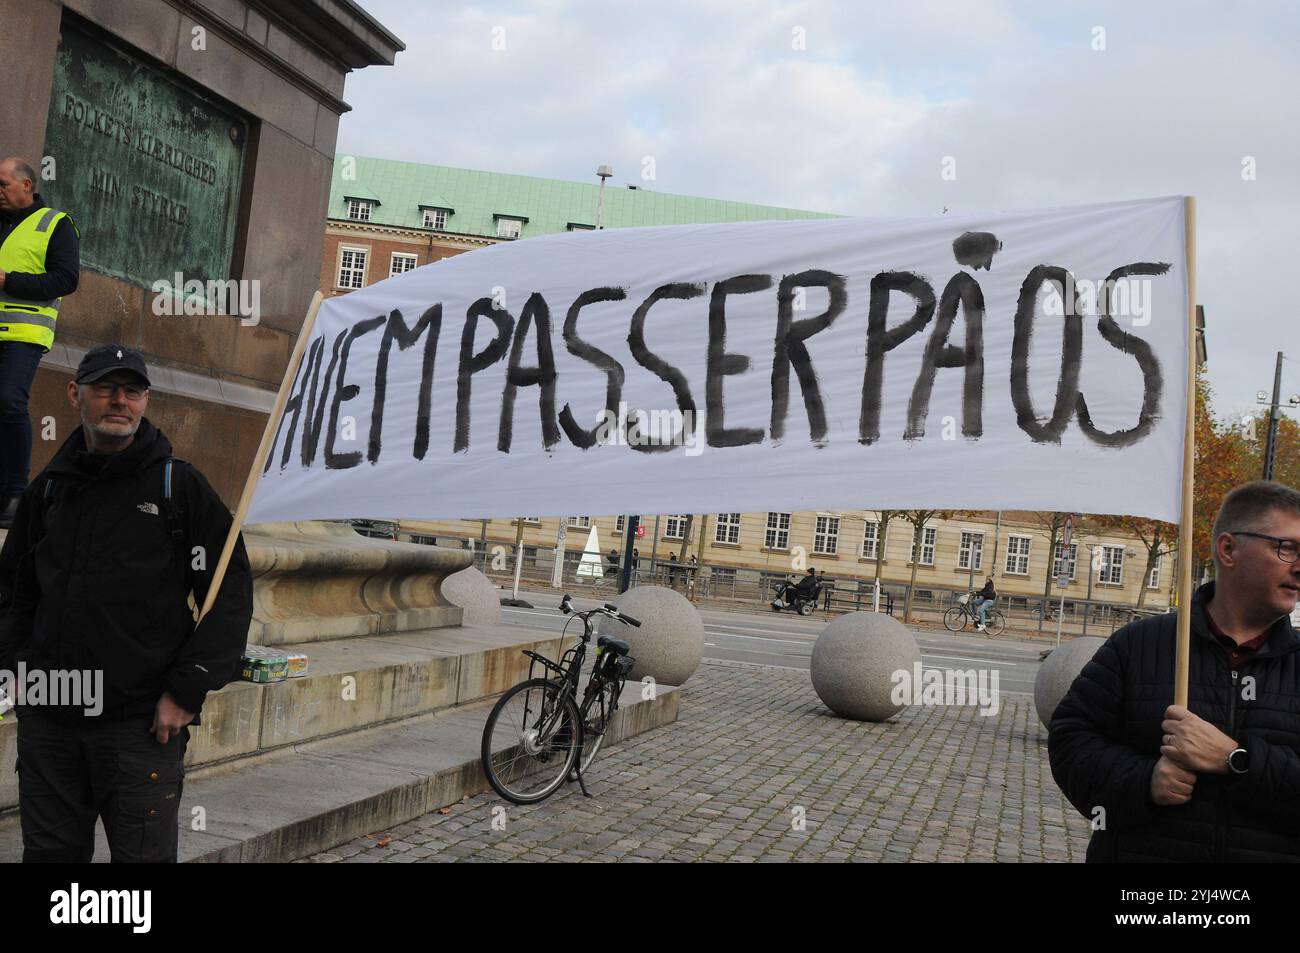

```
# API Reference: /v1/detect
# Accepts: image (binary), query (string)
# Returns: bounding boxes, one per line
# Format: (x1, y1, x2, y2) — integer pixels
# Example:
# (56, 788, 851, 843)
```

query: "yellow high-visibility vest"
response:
(0, 207, 73, 351)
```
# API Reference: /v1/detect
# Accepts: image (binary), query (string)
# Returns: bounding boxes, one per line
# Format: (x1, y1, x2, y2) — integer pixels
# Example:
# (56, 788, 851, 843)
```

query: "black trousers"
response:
(16, 713, 189, 863)
(0, 341, 44, 497)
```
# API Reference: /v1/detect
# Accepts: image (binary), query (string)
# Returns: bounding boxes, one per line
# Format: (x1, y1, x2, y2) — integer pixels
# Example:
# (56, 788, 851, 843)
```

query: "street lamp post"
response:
(1083, 544, 1097, 638)
(596, 164, 612, 229)
(1257, 351, 1299, 481)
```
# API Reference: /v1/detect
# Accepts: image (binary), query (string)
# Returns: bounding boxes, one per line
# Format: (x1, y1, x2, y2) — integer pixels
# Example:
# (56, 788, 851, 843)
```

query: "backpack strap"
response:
(160, 457, 190, 578)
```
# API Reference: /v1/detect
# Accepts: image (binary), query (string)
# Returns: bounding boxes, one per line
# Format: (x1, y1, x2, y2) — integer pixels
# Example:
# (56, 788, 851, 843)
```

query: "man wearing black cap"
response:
(0, 344, 253, 862)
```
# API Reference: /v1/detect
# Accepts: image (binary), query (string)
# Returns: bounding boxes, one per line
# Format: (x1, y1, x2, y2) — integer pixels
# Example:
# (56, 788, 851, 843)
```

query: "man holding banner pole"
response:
(1049, 481, 1300, 862)
(0, 344, 253, 862)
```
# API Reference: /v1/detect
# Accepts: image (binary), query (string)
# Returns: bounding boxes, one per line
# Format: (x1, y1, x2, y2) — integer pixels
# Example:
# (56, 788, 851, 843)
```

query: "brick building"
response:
(318, 157, 1175, 615)
(318, 155, 837, 296)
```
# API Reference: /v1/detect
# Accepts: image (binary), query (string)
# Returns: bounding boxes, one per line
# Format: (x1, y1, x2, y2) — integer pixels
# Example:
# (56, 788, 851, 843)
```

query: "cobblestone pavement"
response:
(309, 660, 1093, 863)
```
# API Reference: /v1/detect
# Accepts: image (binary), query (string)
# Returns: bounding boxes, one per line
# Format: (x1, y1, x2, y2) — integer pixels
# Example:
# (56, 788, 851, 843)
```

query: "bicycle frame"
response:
(517, 640, 586, 750)
(516, 607, 627, 773)
(481, 594, 643, 804)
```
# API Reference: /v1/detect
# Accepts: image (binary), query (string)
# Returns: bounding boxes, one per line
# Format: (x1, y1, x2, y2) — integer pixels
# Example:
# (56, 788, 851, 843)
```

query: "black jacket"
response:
(1049, 581, 1300, 862)
(0, 418, 253, 722)
(793, 574, 819, 599)
(0, 193, 81, 302)
(978, 581, 995, 600)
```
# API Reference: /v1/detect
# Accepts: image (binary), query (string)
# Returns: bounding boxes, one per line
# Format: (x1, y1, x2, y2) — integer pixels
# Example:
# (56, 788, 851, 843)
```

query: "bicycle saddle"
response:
(597, 635, 631, 655)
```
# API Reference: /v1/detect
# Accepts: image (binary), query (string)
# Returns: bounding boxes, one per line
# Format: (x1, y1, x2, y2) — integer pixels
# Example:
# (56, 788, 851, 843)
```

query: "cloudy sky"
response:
(337, 0, 1300, 423)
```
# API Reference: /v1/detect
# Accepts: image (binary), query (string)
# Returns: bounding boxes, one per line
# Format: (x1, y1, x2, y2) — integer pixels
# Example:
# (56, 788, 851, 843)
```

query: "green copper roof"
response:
(328, 155, 839, 239)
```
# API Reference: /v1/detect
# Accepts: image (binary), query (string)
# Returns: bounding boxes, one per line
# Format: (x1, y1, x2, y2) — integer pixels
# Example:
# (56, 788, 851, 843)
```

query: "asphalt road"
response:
(499, 589, 1043, 695)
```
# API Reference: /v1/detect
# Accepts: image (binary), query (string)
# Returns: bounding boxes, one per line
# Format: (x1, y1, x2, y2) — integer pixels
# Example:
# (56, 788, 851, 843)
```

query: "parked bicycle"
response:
(944, 591, 1006, 636)
(480, 594, 639, 804)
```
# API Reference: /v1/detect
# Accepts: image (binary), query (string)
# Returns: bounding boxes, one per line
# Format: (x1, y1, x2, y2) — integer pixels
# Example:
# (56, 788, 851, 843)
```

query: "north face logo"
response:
(137, 502, 159, 515)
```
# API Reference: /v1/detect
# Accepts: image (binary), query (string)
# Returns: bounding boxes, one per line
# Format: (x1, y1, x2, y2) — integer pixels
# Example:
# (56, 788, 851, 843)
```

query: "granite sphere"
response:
(1034, 636, 1106, 730)
(810, 612, 922, 722)
(440, 566, 502, 625)
(597, 585, 703, 686)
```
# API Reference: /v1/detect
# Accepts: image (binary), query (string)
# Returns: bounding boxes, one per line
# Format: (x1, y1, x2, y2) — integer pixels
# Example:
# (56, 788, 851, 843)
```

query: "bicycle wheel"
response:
(984, 610, 1007, 637)
(481, 678, 581, 804)
(943, 605, 968, 632)
(578, 675, 621, 774)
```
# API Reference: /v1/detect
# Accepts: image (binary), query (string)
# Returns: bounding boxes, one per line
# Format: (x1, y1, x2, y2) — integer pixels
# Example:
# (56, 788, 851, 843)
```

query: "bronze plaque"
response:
(42, 19, 248, 288)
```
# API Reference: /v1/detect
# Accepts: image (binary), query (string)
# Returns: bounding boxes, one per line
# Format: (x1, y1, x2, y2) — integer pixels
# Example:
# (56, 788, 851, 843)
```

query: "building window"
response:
(1005, 535, 1031, 575)
(514, 516, 540, 525)
(390, 253, 417, 277)
(862, 521, 884, 560)
(1053, 541, 1079, 581)
(337, 247, 368, 289)
(423, 208, 448, 230)
(567, 516, 591, 529)
(814, 516, 840, 555)
(765, 512, 791, 550)
(567, 223, 595, 231)
(958, 531, 984, 571)
(910, 526, 936, 566)
(665, 515, 689, 540)
(1148, 555, 1162, 589)
(715, 513, 741, 545)
(1100, 545, 1125, 585)
(496, 217, 524, 239)
(346, 199, 372, 221)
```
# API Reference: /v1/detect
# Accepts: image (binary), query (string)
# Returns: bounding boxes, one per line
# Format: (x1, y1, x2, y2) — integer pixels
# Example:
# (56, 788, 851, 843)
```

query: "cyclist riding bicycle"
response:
(975, 577, 996, 632)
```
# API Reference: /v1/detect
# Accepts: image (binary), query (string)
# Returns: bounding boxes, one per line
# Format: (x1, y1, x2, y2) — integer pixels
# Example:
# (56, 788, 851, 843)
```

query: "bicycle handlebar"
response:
(558, 595, 640, 630)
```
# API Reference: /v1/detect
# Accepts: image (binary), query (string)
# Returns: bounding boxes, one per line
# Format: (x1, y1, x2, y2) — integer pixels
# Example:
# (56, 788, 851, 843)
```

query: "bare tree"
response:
(899, 509, 957, 621)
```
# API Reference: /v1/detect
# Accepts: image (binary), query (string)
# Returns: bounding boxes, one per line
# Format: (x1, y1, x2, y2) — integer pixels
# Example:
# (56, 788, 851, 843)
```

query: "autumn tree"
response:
(1091, 515, 1178, 609)
(1192, 371, 1256, 576)
(1262, 414, 1300, 490)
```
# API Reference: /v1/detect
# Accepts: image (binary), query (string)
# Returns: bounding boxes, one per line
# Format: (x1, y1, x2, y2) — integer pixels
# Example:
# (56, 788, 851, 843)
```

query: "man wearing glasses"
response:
(0, 344, 253, 862)
(1050, 481, 1300, 862)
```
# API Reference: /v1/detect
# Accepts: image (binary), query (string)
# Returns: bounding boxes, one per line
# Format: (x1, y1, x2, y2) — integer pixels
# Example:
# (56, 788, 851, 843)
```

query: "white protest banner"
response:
(247, 196, 1189, 525)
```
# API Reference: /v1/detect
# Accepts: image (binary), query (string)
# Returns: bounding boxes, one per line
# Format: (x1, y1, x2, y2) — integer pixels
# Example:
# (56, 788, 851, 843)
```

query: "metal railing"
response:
(398, 531, 1165, 636)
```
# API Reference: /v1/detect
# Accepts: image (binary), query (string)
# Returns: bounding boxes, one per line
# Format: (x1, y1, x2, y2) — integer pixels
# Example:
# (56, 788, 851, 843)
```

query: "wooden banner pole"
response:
(1174, 197, 1197, 707)
(197, 291, 325, 623)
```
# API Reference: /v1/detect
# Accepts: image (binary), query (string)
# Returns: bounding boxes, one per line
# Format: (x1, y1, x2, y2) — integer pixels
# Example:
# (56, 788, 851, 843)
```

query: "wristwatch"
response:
(1227, 747, 1250, 775)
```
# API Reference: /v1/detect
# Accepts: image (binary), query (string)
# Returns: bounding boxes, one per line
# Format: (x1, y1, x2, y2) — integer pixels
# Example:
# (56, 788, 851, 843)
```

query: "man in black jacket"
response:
(1049, 481, 1300, 862)
(0, 157, 81, 528)
(0, 344, 253, 862)
(975, 576, 996, 632)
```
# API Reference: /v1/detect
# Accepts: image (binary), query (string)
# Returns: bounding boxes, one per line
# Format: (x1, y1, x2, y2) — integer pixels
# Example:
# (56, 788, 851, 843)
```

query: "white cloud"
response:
(341, 0, 1300, 417)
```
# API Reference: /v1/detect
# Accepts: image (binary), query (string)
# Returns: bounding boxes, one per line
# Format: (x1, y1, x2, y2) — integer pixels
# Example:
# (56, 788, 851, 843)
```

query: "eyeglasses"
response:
(88, 381, 148, 400)
(1229, 531, 1300, 563)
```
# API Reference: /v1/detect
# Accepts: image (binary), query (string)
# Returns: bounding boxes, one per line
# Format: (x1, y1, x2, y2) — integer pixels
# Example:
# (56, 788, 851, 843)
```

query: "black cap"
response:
(75, 344, 150, 386)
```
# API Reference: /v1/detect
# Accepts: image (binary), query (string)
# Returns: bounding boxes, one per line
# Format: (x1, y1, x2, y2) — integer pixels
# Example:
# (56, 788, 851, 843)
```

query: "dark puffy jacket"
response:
(1049, 581, 1300, 862)
(0, 418, 253, 722)
(793, 574, 819, 600)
